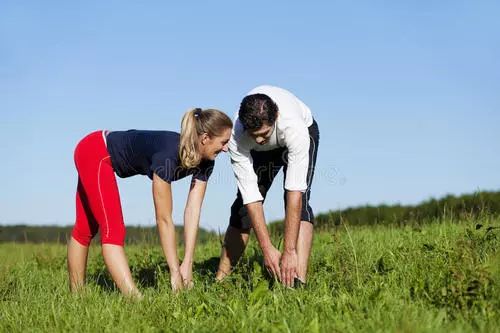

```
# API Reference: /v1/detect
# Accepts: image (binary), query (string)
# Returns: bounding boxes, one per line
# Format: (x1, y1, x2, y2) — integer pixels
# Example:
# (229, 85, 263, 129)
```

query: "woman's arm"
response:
(179, 178, 207, 287)
(152, 173, 182, 291)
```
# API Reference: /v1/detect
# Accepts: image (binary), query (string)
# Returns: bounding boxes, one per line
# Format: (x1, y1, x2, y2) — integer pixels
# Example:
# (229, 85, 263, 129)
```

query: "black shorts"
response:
(229, 119, 320, 230)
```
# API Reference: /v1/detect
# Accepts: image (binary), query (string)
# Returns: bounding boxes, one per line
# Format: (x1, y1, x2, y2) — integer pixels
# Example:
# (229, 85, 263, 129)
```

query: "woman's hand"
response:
(180, 178, 207, 289)
(153, 174, 184, 292)
(179, 260, 194, 289)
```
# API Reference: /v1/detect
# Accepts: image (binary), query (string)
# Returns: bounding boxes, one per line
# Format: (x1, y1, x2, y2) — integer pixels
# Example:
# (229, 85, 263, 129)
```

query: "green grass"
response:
(1, 219, 499, 332)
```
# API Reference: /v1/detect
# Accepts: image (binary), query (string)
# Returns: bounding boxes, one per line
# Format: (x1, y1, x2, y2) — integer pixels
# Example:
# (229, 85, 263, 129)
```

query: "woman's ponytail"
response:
(179, 108, 232, 169)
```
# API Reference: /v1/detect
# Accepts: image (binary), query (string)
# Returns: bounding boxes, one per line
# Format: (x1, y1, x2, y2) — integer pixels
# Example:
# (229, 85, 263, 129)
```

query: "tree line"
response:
(268, 191, 500, 233)
(1, 190, 499, 243)
(0, 225, 219, 245)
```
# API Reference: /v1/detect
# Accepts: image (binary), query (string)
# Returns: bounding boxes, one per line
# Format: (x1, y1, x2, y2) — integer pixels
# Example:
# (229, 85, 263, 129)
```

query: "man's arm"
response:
(246, 201, 282, 281)
(281, 124, 310, 287)
(229, 120, 282, 280)
(229, 121, 264, 205)
(281, 191, 303, 287)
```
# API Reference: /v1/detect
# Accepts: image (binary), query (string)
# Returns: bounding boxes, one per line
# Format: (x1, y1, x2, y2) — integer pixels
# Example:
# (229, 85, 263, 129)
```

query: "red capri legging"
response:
(72, 130, 126, 246)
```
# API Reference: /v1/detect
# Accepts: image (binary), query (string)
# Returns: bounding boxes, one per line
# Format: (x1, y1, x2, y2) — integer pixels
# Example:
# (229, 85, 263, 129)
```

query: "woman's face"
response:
(200, 128, 232, 160)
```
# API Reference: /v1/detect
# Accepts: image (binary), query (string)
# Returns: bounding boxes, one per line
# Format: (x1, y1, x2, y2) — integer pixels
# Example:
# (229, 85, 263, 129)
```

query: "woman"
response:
(67, 108, 233, 297)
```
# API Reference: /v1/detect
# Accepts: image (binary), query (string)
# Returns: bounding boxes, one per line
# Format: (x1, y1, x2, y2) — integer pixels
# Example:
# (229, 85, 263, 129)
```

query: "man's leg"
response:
(296, 221, 314, 282)
(216, 226, 250, 281)
(216, 191, 254, 281)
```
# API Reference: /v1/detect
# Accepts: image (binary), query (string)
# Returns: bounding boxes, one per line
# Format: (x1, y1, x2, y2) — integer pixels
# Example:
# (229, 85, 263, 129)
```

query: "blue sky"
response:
(1, 1, 499, 230)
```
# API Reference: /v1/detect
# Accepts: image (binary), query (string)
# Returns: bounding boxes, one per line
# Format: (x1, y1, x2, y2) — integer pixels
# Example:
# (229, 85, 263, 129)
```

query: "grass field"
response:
(1, 218, 499, 332)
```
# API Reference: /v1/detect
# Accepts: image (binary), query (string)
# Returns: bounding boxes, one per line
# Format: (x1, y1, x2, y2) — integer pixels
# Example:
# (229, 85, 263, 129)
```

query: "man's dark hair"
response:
(238, 94, 278, 131)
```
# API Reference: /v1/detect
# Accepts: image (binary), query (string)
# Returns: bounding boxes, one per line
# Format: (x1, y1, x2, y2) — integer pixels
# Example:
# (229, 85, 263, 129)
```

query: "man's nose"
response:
(222, 144, 229, 152)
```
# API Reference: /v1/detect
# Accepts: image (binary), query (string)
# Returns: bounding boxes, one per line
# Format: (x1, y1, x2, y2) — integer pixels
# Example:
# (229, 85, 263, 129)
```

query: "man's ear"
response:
(201, 133, 210, 145)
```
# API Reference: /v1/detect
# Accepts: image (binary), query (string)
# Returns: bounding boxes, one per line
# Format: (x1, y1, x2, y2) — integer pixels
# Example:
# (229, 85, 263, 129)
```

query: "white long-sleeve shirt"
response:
(229, 85, 314, 205)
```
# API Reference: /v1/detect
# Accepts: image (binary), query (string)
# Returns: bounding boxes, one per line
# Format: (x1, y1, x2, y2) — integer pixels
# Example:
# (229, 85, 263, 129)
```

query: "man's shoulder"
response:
(231, 119, 249, 142)
(278, 121, 310, 148)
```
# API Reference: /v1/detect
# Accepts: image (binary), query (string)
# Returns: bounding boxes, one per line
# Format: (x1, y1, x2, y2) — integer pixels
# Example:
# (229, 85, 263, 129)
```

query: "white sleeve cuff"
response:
(238, 181, 264, 205)
(284, 185, 308, 193)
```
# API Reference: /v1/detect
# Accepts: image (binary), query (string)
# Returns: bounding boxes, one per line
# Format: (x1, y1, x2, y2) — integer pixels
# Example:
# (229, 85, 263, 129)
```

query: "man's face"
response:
(248, 122, 275, 145)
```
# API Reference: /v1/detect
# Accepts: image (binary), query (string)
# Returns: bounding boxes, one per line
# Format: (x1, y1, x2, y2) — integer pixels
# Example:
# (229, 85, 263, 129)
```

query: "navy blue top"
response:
(106, 130, 214, 183)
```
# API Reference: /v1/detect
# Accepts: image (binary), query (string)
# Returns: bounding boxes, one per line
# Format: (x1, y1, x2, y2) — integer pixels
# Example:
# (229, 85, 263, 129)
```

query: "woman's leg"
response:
(86, 157, 140, 297)
(67, 237, 90, 292)
(73, 131, 140, 297)
(68, 179, 98, 292)
(102, 244, 141, 297)
(92, 156, 140, 297)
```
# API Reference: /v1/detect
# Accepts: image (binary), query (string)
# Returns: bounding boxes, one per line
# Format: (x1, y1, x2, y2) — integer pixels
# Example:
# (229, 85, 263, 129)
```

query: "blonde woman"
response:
(68, 108, 232, 297)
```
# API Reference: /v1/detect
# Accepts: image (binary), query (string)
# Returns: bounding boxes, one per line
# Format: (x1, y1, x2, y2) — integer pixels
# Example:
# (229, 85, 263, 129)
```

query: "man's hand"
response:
(280, 248, 298, 287)
(179, 260, 194, 289)
(263, 245, 282, 281)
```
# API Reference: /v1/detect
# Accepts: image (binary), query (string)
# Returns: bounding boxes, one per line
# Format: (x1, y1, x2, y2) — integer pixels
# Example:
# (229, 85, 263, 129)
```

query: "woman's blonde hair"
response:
(179, 108, 233, 169)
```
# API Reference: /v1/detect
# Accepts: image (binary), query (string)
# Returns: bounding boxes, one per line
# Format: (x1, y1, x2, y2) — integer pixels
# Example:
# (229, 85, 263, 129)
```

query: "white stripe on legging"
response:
(305, 133, 317, 222)
(102, 130, 110, 147)
(97, 156, 111, 238)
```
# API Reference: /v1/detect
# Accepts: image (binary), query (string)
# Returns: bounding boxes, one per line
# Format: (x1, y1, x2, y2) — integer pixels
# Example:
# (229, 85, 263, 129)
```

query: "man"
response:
(216, 85, 320, 287)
